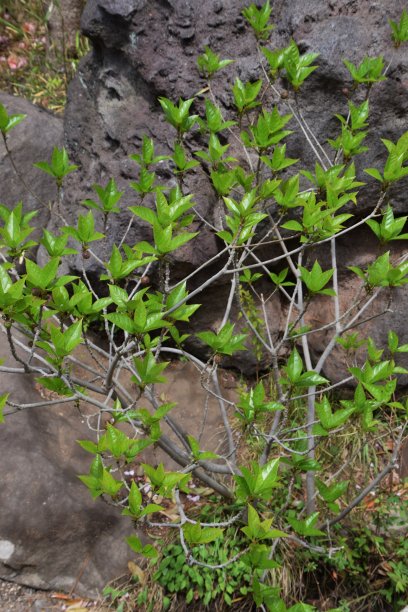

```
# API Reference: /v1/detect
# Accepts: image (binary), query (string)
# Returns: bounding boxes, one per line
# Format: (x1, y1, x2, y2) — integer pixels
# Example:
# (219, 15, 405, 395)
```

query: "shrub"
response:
(0, 2, 407, 609)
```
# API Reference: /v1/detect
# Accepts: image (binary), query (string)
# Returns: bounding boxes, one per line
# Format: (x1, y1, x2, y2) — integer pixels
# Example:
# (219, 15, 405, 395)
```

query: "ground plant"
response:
(0, 2, 408, 610)
(0, 0, 88, 111)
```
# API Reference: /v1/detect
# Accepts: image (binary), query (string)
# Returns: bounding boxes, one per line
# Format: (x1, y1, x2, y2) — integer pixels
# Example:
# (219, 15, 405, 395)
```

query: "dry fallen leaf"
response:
(158, 509, 180, 521)
(51, 594, 91, 608)
(128, 561, 146, 585)
(363, 498, 377, 510)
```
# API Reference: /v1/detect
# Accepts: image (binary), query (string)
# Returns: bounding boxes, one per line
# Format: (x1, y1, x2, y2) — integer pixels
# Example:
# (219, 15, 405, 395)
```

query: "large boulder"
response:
(0, 340, 232, 596)
(39, 0, 408, 373)
(64, 0, 408, 217)
(0, 338, 134, 597)
(300, 226, 408, 385)
(0, 95, 137, 599)
(0, 85, 235, 597)
(52, 0, 408, 374)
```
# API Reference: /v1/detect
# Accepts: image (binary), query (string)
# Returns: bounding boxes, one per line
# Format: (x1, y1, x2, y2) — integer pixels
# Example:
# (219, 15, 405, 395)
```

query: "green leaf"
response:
(34, 147, 78, 183)
(63, 212, 104, 245)
(83, 178, 123, 215)
(297, 371, 329, 387)
(25, 257, 60, 290)
(299, 260, 334, 294)
(199, 99, 236, 134)
(0, 393, 9, 423)
(289, 603, 316, 611)
(241, 107, 292, 151)
(389, 9, 408, 47)
(158, 97, 198, 134)
(183, 523, 223, 545)
(127, 535, 158, 560)
(78, 474, 102, 498)
(197, 47, 234, 78)
(132, 352, 169, 386)
(242, 505, 287, 541)
(105, 312, 135, 334)
(366, 206, 408, 243)
(344, 56, 386, 85)
(364, 167, 383, 182)
(316, 479, 349, 503)
(77, 439, 99, 454)
(130, 167, 157, 195)
(130, 135, 170, 166)
(126, 481, 143, 516)
(281, 220, 303, 232)
(316, 396, 354, 429)
(0, 103, 26, 133)
(197, 322, 247, 356)
(101, 424, 132, 458)
(62, 320, 83, 352)
(287, 512, 324, 537)
(284, 348, 303, 383)
(261, 46, 287, 76)
(283, 40, 319, 90)
(36, 376, 74, 397)
(100, 468, 123, 497)
(235, 458, 280, 501)
(242, 1, 274, 40)
(90, 455, 103, 479)
(233, 78, 263, 114)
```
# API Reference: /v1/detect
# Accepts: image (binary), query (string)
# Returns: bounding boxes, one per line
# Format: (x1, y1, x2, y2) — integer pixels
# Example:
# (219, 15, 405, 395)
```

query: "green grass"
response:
(0, 0, 88, 112)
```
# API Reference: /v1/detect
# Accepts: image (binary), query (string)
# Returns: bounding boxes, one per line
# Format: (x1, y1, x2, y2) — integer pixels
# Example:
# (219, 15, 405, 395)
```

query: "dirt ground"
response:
(0, 579, 109, 611)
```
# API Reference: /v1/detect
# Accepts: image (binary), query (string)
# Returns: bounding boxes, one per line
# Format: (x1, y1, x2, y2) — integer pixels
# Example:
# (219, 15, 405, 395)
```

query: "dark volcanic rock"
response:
(55, 0, 408, 373)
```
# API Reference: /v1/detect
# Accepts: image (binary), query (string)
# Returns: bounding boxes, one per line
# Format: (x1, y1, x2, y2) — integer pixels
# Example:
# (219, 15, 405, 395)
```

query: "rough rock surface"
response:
(0, 338, 134, 598)
(301, 226, 408, 384)
(0, 87, 233, 597)
(0, 93, 62, 240)
(0, 0, 407, 602)
(0, 339, 231, 596)
(65, 0, 408, 216)
(53, 0, 408, 375)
